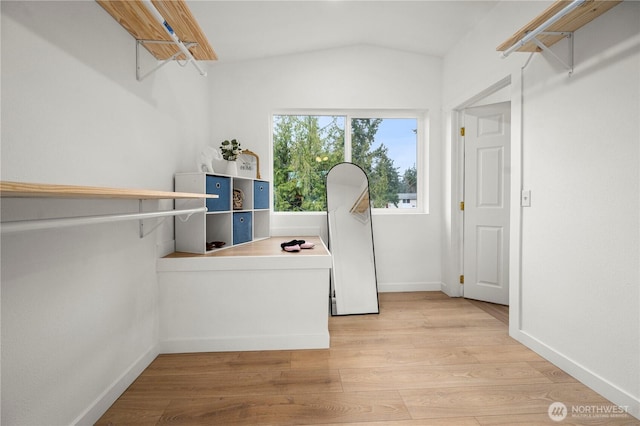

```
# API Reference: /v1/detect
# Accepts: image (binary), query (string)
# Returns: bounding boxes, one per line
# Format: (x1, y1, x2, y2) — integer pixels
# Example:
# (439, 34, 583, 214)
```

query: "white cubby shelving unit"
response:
(174, 172, 270, 254)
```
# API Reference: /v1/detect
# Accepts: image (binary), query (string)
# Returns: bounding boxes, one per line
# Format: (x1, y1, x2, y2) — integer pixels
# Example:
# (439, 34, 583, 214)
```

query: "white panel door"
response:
(463, 102, 510, 305)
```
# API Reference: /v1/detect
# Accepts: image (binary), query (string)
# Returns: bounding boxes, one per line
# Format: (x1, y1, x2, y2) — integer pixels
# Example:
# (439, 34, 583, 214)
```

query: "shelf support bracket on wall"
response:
(499, 0, 585, 58)
(497, 0, 624, 75)
(136, 40, 199, 81)
(137, 200, 202, 238)
(137, 0, 207, 81)
(531, 31, 575, 75)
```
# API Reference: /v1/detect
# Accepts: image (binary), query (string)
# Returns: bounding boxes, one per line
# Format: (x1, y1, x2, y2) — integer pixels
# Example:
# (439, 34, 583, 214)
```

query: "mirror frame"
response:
(325, 162, 380, 316)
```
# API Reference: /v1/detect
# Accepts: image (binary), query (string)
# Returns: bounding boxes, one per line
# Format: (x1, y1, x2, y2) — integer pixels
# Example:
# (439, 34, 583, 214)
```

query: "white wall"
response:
(5, 0, 636, 423)
(206, 45, 444, 292)
(1, 1, 211, 424)
(443, 0, 640, 418)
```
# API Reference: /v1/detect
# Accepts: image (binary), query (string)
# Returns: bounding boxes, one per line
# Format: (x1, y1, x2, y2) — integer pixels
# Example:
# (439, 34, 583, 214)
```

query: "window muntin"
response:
(273, 112, 422, 213)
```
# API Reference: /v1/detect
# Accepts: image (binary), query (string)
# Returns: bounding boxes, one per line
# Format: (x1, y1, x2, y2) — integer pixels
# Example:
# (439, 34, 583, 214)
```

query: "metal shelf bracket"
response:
(137, 200, 203, 238)
(136, 40, 199, 81)
(532, 31, 575, 75)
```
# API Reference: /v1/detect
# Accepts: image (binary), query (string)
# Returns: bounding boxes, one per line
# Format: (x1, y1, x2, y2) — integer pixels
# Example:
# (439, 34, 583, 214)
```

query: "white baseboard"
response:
(160, 332, 331, 353)
(73, 344, 160, 425)
(514, 330, 640, 421)
(377, 281, 442, 293)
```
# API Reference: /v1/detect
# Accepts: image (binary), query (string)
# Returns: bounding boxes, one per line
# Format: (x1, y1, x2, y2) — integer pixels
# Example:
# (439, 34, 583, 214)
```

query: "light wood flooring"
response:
(97, 292, 638, 425)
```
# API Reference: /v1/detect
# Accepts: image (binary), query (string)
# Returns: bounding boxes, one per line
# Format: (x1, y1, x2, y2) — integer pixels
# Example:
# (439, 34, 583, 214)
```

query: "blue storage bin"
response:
(253, 180, 270, 210)
(205, 175, 231, 212)
(233, 212, 252, 245)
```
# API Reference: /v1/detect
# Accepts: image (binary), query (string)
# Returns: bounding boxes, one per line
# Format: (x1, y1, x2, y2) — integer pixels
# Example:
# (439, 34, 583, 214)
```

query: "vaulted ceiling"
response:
(188, 1, 500, 62)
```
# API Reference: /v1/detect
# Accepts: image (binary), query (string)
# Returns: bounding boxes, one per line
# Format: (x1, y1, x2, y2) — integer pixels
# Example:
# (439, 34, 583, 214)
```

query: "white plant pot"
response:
(226, 161, 238, 176)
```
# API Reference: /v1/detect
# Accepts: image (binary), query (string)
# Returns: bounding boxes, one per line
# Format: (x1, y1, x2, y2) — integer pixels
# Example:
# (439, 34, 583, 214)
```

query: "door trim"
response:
(448, 72, 524, 336)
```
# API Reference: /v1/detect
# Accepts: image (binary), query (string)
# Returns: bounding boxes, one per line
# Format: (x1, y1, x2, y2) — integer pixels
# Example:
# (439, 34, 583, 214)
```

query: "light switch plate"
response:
(521, 190, 531, 207)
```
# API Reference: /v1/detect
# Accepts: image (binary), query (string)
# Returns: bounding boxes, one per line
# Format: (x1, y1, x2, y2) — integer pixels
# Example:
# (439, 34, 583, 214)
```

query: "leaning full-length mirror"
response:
(326, 162, 379, 315)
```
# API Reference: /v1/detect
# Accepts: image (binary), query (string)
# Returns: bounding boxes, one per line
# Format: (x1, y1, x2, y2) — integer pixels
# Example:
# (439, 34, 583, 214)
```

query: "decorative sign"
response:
(237, 150, 261, 179)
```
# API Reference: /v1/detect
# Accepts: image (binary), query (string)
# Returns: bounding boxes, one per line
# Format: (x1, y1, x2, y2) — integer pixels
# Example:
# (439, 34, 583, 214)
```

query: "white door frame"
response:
(448, 72, 524, 336)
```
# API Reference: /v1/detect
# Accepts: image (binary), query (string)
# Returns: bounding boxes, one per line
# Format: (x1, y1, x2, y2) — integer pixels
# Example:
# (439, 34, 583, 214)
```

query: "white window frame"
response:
(271, 109, 429, 215)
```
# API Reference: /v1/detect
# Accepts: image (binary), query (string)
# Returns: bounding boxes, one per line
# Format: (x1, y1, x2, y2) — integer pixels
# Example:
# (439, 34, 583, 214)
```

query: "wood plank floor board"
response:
(408, 328, 521, 348)
(328, 316, 432, 333)
(475, 412, 640, 425)
(421, 316, 506, 329)
(400, 382, 621, 419)
(339, 362, 552, 392)
(95, 398, 170, 425)
(313, 419, 482, 426)
(361, 308, 435, 321)
(97, 292, 639, 425)
(467, 299, 509, 325)
(329, 334, 417, 350)
(378, 292, 452, 301)
(121, 369, 344, 399)
(464, 344, 547, 363)
(527, 360, 580, 384)
(290, 346, 481, 370)
(144, 351, 293, 375)
(379, 299, 479, 314)
(157, 391, 411, 425)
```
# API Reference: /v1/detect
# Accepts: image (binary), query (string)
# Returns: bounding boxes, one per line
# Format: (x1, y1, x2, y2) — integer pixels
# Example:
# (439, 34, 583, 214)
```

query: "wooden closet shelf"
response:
(497, 0, 622, 52)
(0, 181, 217, 200)
(96, 0, 217, 61)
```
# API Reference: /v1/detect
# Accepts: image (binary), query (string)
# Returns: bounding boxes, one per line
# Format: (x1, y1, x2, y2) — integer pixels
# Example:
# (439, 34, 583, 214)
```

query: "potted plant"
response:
(220, 139, 242, 175)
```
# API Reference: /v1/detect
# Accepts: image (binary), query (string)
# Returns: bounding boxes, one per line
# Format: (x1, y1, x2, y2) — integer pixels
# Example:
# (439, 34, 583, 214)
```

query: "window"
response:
(273, 112, 422, 212)
(273, 115, 344, 212)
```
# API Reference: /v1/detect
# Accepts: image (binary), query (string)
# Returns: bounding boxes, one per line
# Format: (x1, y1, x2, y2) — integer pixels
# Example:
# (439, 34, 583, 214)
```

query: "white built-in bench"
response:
(156, 236, 332, 353)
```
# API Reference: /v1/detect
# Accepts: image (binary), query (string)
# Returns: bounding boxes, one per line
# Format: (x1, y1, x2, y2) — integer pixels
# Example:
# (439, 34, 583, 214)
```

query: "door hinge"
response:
(459, 275, 464, 284)
(459, 201, 465, 211)
(460, 127, 465, 137)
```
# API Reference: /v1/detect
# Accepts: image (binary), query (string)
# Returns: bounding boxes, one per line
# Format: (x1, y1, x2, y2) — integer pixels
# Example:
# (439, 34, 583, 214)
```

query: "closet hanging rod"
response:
(0, 207, 206, 234)
(140, 0, 207, 77)
(500, 0, 586, 58)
